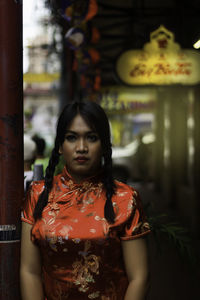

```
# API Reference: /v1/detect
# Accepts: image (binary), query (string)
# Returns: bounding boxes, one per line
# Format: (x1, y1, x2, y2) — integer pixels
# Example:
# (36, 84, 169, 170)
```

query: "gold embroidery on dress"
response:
(94, 216, 110, 236)
(88, 291, 100, 298)
(72, 240, 100, 292)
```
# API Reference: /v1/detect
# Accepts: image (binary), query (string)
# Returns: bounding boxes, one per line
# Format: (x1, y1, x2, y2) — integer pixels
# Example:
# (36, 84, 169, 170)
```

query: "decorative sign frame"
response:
(116, 25, 200, 85)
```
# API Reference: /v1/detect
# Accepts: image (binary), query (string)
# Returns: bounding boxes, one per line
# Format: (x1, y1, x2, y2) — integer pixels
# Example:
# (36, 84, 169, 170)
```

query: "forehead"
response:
(67, 114, 94, 132)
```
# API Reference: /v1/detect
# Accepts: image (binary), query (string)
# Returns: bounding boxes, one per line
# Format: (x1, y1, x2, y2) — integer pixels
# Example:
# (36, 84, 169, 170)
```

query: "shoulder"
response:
(25, 180, 45, 202)
(27, 172, 64, 198)
(113, 180, 138, 200)
(22, 180, 45, 224)
(112, 182, 150, 236)
(30, 172, 62, 192)
(112, 180, 139, 217)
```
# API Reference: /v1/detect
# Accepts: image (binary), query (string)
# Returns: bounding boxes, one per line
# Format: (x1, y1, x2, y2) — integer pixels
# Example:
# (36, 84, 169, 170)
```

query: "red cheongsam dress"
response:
(21, 167, 151, 300)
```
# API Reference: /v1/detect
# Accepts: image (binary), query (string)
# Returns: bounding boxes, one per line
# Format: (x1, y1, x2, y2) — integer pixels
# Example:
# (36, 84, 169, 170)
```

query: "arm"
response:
(122, 237, 149, 300)
(20, 222, 44, 300)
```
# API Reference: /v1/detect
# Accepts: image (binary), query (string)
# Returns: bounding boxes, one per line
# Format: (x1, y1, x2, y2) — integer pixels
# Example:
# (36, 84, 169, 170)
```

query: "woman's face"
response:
(59, 114, 102, 182)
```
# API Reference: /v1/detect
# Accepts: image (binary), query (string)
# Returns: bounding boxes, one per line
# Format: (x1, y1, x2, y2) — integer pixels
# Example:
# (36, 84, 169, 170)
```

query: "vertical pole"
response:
(0, 1, 23, 299)
(193, 85, 200, 236)
(154, 88, 165, 193)
(168, 87, 188, 209)
(59, 30, 74, 112)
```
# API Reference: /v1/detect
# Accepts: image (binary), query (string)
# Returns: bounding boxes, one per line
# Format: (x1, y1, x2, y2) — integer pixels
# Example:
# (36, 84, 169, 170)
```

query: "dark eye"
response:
(87, 134, 99, 142)
(65, 134, 77, 142)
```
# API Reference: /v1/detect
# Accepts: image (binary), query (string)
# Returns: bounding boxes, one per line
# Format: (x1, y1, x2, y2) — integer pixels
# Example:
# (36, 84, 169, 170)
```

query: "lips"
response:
(75, 156, 89, 163)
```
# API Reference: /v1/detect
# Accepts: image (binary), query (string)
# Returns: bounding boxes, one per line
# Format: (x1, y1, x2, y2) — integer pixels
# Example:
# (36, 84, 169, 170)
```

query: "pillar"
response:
(168, 87, 188, 208)
(154, 88, 165, 192)
(193, 85, 200, 235)
(59, 29, 74, 112)
(0, 1, 23, 299)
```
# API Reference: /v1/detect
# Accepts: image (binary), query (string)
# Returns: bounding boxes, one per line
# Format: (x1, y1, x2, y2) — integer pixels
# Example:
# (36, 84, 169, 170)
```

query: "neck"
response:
(65, 166, 103, 183)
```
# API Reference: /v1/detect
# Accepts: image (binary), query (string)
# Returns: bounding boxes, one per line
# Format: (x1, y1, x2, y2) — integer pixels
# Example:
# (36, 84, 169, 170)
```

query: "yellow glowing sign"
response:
(98, 86, 156, 113)
(23, 73, 59, 83)
(116, 25, 200, 85)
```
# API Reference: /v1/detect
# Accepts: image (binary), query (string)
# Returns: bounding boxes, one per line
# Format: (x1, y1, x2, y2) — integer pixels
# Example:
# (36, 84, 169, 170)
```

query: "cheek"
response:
(61, 143, 74, 157)
(92, 144, 102, 159)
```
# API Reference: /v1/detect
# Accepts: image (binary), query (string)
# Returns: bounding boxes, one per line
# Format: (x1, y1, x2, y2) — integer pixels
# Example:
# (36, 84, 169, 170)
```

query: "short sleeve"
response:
(120, 189, 151, 240)
(21, 181, 44, 225)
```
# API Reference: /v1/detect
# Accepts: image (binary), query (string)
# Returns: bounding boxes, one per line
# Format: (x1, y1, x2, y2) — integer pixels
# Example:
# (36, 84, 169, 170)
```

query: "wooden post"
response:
(154, 89, 165, 193)
(168, 87, 188, 208)
(0, 1, 23, 299)
(193, 85, 200, 236)
(59, 30, 74, 112)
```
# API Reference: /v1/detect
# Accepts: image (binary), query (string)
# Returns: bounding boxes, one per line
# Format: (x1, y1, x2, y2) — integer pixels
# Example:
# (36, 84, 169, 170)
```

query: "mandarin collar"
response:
(61, 166, 104, 187)
(48, 167, 104, 205)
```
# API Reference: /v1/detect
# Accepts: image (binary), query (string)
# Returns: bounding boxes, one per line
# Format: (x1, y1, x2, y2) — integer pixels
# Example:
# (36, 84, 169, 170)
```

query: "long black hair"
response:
(33, 101, 116, 223)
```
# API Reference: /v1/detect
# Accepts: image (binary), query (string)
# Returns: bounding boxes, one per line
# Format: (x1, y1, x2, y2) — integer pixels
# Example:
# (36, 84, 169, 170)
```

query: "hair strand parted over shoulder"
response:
(33, 101, 116, 223)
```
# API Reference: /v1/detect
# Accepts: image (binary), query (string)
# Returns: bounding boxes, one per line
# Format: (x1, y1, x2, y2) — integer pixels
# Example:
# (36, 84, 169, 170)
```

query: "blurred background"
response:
(22, 0, 200, 298)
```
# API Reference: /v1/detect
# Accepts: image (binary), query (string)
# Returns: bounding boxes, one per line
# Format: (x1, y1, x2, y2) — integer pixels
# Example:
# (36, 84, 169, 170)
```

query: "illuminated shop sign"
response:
(99, 97, 155, 112)
(23, 73, 59, 83)
(116, 25, 200, 85)
(97, 87, 156, 113)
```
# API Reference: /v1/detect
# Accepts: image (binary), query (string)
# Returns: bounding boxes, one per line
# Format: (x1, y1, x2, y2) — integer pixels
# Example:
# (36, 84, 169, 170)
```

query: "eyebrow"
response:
(65, 130, 98, 135)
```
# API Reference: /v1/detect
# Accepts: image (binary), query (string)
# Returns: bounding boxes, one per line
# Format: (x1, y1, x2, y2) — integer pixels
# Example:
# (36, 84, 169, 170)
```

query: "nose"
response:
(76, 138, 88, 153)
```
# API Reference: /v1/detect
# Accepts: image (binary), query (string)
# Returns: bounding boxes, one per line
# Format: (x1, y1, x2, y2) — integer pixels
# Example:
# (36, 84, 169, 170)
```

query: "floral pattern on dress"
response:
(94, 215, 110, 237)
(88, 291, 100, 299)
(72, 240, 100, 292)
(22, 166, 151, 300)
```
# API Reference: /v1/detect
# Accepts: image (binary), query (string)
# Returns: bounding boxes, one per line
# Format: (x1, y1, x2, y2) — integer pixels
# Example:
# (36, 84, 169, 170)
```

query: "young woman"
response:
(20, 101, 151, 300)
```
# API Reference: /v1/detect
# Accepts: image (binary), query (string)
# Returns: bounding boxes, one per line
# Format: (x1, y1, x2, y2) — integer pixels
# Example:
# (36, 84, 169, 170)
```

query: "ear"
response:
(59, 146, 63, 155)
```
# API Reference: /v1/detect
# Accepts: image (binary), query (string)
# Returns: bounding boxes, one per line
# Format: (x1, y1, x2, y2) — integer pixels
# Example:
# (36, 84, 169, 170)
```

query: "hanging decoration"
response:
(48, 0, 101, 97)
(84, 0, 98, 22)
(65, 27, 85, 50)
(88, 48, 100, 64)
(61, 0, 98, 24)
(89, 26, 100, 44)
(79, 68, 101, 97)
(64, 25, 100, 50)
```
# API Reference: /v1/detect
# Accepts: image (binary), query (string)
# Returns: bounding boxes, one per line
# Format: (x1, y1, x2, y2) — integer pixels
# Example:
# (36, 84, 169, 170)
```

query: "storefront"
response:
(98, 26, 200, 232)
